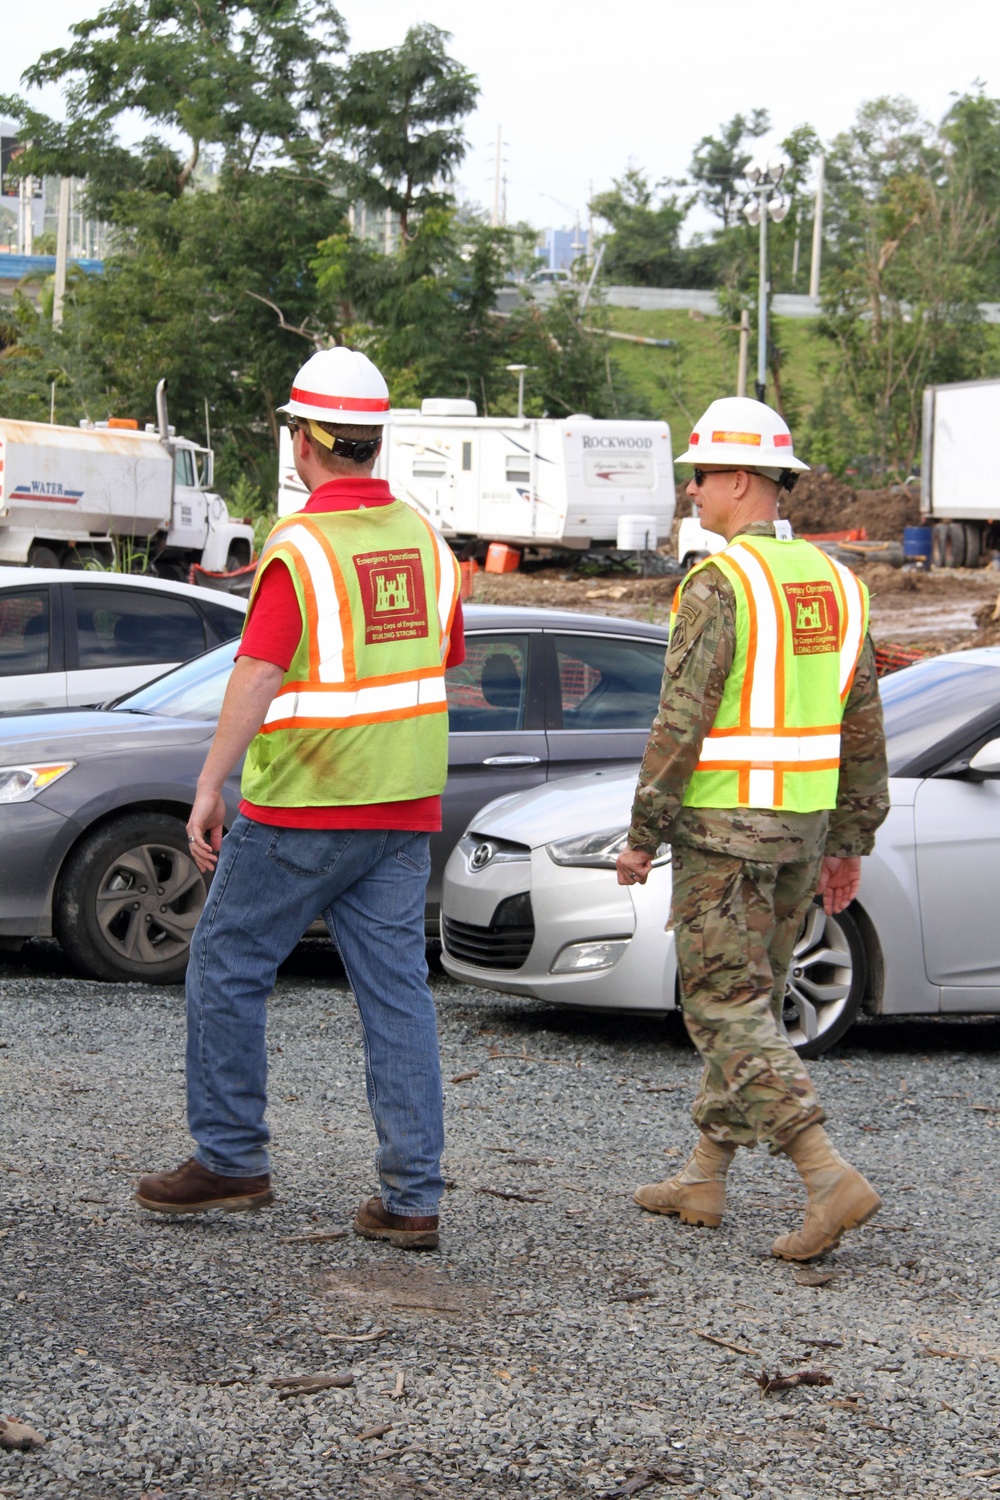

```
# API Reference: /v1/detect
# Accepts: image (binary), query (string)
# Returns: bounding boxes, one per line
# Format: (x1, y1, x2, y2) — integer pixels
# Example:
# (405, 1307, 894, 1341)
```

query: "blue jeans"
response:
(185, 815, 444, 1216)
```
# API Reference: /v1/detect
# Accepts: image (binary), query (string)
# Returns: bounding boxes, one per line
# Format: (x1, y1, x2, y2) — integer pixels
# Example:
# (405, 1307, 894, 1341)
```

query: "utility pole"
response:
(53, 177, 70, 329)
(791, 205, 802, 287)
(492, 123, 502, 228)
(587, 179, 594, 268)
(737, 309, 750, 397)
(24, 175, 34, 254)
(809, 153, 825, 301)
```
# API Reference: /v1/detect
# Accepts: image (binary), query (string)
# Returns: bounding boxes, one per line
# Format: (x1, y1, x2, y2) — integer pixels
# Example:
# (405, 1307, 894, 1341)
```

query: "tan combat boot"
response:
(772, 1124, 881, 1261)
(633, 1135, 737, 1228)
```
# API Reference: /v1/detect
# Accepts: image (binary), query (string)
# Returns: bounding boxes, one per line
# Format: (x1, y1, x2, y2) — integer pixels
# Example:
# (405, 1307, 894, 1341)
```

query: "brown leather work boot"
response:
(633, 1135, 737, 1228)
(354, 1196, 439, 1250)
(772, 1124, 881, 1261)
(135, 1158, 274, 1215)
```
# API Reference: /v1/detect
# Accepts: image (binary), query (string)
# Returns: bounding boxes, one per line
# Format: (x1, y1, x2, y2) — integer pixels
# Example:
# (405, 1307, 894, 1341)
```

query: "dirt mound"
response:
(784, 476, 921, 542)
(675, 474, 922, 544)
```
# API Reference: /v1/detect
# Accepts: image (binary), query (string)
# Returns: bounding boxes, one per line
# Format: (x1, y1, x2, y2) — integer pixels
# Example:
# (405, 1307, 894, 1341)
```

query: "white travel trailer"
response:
(277, 399, 676, 551)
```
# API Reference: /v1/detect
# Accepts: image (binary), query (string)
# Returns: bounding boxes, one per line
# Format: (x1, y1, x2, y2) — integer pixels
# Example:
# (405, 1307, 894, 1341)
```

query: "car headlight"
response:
(0, 762, 76, 804)
(547, 827, 670, 869)
(547, 827, 629, 868)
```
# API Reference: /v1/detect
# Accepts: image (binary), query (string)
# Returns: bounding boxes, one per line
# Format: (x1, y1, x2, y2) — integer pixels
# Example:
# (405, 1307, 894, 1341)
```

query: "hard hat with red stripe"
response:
(278, 347, 391, 426)
(676, 396, 808, 475)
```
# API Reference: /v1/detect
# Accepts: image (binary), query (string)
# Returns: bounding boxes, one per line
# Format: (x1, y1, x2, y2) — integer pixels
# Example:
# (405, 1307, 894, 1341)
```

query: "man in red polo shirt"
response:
(137, 349, 464, 1251)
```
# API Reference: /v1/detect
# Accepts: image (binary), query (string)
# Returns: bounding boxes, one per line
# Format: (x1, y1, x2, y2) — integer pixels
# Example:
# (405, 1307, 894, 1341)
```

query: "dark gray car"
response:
(0, 604, 670, 982)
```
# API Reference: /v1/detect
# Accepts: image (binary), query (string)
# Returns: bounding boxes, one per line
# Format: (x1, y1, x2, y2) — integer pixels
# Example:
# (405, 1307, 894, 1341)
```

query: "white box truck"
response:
(277, 399, 676, 551)
(0, 381, 254, 575)
(921, 377, 1000, 567)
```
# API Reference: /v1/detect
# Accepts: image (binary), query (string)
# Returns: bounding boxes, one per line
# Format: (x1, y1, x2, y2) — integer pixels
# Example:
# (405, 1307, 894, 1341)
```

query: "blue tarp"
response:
(0, 254, 104, 281)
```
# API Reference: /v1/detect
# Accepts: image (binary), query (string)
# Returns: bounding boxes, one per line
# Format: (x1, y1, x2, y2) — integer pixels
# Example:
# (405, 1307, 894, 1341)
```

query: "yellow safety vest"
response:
(242, 502, 460, 807)
(671, 535, 869, 812)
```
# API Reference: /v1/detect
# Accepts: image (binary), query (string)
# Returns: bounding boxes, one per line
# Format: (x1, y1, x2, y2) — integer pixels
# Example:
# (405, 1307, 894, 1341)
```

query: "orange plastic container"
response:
(485, 542, 521, 574)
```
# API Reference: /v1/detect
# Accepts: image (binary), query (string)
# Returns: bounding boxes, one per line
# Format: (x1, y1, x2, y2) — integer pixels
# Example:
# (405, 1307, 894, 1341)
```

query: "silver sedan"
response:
(441, 647, 1000, 1056)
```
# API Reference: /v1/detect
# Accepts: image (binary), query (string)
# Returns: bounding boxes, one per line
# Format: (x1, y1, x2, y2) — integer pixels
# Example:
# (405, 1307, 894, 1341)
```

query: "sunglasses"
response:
(692, 467, 727, 487)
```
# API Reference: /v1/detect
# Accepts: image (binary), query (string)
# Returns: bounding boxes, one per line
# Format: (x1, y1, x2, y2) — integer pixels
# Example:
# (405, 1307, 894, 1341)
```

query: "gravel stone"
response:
(0, 940, 998, 1498)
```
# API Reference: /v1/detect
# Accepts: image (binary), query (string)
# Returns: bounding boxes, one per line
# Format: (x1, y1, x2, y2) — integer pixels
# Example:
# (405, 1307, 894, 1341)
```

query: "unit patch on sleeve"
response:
(782, 580, 840, 655)
(354, 549, 430, 644)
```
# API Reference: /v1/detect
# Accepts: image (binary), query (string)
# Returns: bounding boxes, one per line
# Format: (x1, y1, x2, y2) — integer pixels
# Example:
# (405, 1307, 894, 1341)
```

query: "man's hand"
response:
(817, 855, 861, 915)
(616, 847, 654, 887)
(186, 788, 227, 874)
(184, 655, 284, 876)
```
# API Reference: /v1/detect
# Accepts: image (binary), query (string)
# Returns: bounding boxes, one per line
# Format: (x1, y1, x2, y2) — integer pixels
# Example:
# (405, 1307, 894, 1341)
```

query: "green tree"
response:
(688, 109, 770, 229)
(2, 0, 348, 206)
(809, 96, 996, 476)
(589, 169, 689, 287)
(332, 24, 477, 239)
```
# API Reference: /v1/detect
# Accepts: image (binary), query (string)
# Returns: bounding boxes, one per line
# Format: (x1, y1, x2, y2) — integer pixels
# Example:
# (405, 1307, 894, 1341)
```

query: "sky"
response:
(2, 0, 997, 240)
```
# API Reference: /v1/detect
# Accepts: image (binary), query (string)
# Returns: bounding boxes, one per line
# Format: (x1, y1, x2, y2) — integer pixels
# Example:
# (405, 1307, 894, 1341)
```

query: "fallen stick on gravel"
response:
(611, 1290, 656, 1303)
(477, 1186, 548, 1203)
(269, 1373, 354, 1399)
(391, 1371, 405, 1398)
(357, 1423, 394, 1440)
(919, 1345, 970, 1360)
(754, 1368, 833, 1397)
(602, 1465, 686, 1496)
(281, 1231, 348, 1243)
(692, 1328, 761, 1358)
(451, 1070, 480, 1082)
(320, 1328, 389, 1342)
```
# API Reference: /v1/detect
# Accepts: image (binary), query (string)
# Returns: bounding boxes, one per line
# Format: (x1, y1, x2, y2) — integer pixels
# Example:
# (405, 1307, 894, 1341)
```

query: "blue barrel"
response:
(903, 526, 933, 564)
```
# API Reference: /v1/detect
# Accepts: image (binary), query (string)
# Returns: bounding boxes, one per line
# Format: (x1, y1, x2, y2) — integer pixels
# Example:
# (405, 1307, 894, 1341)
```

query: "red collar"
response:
(305, 478, 397, 512)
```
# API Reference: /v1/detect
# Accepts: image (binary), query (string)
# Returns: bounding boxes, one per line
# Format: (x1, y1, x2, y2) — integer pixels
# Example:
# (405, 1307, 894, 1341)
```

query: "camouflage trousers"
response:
(670, 843, 827, 1152)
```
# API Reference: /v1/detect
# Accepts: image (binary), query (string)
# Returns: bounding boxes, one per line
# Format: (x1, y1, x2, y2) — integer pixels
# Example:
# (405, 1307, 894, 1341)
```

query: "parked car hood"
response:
(0, 708, 215, 761)
(465, 765, 639, 849)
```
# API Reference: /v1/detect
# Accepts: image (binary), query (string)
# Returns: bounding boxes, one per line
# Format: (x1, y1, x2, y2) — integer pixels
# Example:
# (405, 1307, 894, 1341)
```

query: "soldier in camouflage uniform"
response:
(616, 397, 889, 1262)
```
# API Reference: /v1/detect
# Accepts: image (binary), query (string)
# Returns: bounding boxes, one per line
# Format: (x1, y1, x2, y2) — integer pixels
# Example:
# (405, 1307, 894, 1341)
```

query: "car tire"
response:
(783, 901, 866, 1058)
(28, 545, 61, 569)
(53, 813, 208, 983)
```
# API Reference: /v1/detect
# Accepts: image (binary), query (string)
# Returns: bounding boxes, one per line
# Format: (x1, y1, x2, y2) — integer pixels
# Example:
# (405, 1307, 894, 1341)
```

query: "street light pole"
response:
(742, 161, 789, 405)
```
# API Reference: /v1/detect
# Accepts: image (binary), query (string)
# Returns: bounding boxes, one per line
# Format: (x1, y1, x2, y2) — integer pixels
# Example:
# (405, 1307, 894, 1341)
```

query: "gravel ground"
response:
(2, 942, 999, 1500)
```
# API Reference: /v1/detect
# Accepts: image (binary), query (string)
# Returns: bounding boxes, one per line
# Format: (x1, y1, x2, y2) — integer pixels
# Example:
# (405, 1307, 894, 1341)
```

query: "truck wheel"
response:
(943, 523, 967, 568)
(783, 902, 866, 1058)
(964, 523, 982, 568)
(28, 545, 61, 569)
(53, 813, 208, 983)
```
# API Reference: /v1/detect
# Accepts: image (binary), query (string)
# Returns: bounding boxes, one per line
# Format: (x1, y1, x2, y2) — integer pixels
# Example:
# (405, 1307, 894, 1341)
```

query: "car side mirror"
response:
(967, 737, 1000, 776)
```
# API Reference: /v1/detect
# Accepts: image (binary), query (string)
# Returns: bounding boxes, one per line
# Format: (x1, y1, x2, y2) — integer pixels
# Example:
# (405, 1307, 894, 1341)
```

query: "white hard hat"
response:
(278, 347, 391, 426)
(676, 396, 808, 473)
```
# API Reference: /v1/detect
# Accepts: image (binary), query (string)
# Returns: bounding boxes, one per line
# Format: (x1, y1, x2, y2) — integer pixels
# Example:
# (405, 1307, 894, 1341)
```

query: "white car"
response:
(0, 568, 246, 712)
(441, 647, 1000, 1056)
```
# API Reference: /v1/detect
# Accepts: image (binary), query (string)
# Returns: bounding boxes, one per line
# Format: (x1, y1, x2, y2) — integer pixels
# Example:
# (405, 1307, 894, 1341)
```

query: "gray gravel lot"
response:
(1, 941, 999, 1500)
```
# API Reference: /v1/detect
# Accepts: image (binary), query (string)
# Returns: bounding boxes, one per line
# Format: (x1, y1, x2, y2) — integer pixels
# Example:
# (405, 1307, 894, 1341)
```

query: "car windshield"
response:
(112, 642, 237, 720)
(880, 651, 1000, 774)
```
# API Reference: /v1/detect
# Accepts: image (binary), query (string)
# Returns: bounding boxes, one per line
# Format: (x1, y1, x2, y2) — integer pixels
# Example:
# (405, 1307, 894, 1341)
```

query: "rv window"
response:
(505, 454, 530, 483)
(462, 442, 472, 471)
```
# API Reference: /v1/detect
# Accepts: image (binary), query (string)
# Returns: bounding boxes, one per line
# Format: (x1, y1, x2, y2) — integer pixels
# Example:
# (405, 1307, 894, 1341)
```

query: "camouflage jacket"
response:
(627, 522, 890, 863)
